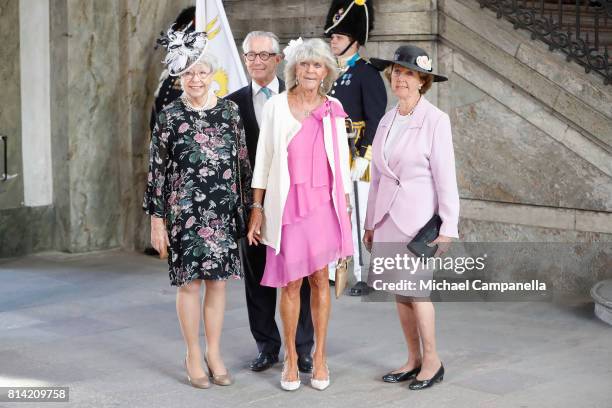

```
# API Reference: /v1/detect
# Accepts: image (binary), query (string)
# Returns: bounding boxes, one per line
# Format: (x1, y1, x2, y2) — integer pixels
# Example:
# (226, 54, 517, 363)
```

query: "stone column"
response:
(49, 0, 123, 252)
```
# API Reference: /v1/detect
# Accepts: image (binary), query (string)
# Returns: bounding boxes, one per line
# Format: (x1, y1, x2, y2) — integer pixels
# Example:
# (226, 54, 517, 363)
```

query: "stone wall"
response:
(436, 0, 612, 293)
(60, 0, 194, 253)
(437, 0, 612, 241)
(0, 0, 192, 256)
(0, 0, 24, 210)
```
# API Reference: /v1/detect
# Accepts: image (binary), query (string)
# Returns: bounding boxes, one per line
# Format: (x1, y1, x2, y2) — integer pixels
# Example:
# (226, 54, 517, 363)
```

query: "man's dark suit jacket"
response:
(226, 79, 286, 168)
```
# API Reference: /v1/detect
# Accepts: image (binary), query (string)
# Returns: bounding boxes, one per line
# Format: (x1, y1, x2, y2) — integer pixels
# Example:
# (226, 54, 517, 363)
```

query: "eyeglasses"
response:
(182, 70, 213, 80)
(244, 51, 277, 61)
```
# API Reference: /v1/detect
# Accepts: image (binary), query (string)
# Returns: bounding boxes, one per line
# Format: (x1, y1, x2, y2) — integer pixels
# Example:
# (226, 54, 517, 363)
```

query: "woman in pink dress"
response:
(247, 38, 353, 391)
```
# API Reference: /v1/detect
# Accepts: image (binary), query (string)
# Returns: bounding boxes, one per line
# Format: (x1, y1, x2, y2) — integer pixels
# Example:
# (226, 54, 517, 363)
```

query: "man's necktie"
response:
(261, 87, 272, 99)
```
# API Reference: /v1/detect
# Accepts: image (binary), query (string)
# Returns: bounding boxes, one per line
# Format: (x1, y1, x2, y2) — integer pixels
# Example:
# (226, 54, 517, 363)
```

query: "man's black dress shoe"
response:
(409, 364, 444, 390)
(349, 281, 369, 296)
(382, 366, 421, 383)
(298, 354, 313, 373)
(249, 352, 279, 372)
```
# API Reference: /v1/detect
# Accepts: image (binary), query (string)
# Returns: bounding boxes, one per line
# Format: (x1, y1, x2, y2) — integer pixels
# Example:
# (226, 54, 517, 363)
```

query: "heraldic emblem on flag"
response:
(195, 0, 247, 97)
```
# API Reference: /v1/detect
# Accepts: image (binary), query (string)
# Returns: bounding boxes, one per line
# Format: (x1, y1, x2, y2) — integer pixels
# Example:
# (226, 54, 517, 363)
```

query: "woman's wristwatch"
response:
(250, 202, 264, 211)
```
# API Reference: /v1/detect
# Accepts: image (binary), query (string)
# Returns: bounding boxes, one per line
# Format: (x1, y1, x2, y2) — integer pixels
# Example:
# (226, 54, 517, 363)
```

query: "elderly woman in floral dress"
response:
(144, 26, 251, 389)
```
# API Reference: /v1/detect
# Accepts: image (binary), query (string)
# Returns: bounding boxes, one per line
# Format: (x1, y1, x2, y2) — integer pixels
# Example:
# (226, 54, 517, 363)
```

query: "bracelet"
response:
(250, 202, 264, 211)
(346, 204, 353, 213)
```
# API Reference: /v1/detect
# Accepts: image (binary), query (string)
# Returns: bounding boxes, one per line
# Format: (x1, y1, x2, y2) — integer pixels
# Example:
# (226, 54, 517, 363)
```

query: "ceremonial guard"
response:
(324, 0, 387, 295)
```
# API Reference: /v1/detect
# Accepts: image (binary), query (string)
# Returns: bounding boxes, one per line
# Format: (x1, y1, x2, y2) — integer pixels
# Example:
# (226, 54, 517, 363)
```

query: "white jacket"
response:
(251, 92, 353, 253)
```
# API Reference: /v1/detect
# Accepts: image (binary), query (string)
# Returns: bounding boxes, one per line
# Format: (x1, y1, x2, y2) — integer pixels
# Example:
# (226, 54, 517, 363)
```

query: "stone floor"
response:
(0, 250, 610, 408)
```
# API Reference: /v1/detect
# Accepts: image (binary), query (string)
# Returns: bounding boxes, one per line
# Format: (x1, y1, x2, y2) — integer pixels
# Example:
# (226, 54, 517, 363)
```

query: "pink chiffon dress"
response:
(261, 101, 352, 288)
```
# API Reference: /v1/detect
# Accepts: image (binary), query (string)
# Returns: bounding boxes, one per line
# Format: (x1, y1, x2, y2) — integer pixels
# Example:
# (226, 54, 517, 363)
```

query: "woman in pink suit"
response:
(364, 45, 460, 390)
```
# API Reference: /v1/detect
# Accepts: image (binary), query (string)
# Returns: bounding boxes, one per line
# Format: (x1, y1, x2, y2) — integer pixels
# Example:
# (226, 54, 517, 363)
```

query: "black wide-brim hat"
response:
(370, 45, 448, 82)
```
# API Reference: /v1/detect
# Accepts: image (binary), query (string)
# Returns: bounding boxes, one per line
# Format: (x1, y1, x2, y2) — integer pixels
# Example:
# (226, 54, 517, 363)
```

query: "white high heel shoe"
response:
(310, 364, 330, 391)
(280, 362, 301, 391)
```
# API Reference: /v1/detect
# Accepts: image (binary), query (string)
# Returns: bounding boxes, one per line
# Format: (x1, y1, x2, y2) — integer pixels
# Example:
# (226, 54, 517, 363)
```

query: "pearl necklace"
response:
(397, 96, 420, 116)
(181, 93, 210, 114)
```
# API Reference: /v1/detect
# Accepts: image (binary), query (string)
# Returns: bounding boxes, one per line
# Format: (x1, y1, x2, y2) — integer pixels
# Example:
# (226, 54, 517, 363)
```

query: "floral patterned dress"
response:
(143, 97, 252, 286)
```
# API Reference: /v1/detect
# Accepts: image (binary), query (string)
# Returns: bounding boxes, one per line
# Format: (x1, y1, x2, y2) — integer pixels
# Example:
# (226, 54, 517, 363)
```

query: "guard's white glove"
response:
(351, 156, 369, 181)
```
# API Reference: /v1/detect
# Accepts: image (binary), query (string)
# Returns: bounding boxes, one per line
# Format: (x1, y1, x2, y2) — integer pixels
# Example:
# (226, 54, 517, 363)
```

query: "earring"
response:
(296, 78, 299, 85)
(320, 80, 324, 88)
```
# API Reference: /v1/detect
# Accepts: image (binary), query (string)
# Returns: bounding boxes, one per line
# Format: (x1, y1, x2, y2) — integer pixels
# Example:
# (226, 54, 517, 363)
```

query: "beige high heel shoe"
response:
(184, 357, 210, 389)
(205, 356, 233, 386)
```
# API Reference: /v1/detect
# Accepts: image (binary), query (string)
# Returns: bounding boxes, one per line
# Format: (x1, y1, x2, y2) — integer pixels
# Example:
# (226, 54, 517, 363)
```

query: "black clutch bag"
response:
(406, 214, 442, 258)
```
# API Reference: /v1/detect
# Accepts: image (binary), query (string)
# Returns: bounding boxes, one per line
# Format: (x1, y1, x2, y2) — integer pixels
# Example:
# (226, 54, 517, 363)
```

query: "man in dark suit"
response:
(226, 31, 314, 374)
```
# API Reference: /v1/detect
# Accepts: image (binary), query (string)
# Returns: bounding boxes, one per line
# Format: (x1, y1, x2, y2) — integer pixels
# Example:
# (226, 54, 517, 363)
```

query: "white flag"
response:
(195, 0, 247, 96)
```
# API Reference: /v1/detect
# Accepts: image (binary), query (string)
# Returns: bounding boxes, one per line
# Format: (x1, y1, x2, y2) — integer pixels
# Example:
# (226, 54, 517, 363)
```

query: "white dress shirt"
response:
(251, 76, 280, 126)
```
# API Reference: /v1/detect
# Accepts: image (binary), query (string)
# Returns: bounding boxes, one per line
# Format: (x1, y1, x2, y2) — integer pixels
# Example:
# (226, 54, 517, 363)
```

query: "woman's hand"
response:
(247, 208, 263, 246)
(428, 235, 453, 257)
(362, 230, 374, 252)
(151, 216, 170, 259)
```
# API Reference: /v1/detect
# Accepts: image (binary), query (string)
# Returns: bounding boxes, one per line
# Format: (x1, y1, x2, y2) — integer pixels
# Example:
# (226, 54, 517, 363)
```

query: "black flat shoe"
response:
(349, 281, 369, 296)
(382, 366, 421, 383)
(298, 354, 313, 373)
(249, 352, 279, 372)
(409, 364, 444, 390)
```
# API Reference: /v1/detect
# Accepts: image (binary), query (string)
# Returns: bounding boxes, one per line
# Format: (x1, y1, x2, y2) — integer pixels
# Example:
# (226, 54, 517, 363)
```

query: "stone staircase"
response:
(437, 0, 611, 234)
(438, 0, 612, 152)
(477, 0, 611, 84)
